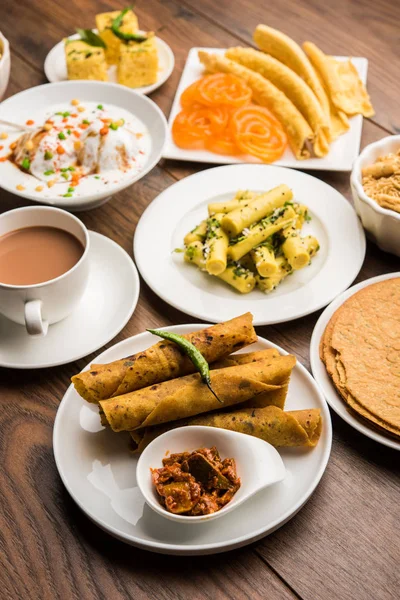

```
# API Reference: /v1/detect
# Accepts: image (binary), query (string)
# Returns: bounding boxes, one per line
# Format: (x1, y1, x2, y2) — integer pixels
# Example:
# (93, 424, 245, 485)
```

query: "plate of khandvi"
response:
(134, 164, 366, 325)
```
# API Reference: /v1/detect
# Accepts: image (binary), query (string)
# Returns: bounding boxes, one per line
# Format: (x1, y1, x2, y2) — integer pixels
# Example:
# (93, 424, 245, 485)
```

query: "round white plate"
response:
(0, 232, 139, 369)
(44, 33, 175, 96)
(0, 81, 167, 211)
(310, 271, 400, 451)
(53, 326, 332, 555)
(134, 164, 366, 325)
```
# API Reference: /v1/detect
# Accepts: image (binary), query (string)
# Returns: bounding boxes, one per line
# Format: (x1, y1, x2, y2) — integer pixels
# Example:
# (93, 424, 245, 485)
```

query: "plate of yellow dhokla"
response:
(44, 6, 174, 95)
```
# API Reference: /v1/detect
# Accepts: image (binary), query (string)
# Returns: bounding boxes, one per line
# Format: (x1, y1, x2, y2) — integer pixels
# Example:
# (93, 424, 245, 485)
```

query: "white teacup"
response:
(0, 206, 90, 336)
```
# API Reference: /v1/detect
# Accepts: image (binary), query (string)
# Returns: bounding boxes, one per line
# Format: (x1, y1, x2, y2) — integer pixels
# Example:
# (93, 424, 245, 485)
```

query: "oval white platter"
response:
(134, 164, 366, 326)
(44, 33, 175, 96)
(310, 271, 400, 451)
(53, 325, 332, 555)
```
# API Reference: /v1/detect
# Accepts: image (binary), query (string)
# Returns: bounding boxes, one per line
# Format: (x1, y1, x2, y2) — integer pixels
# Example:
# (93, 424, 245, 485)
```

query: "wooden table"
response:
(1, 1, 399, 598)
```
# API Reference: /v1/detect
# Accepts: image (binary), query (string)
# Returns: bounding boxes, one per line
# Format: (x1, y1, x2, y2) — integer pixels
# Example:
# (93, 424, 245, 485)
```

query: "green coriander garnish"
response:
(44, 169, 55, 176)
(58, 132, 66, 140)
(67, 187, 74, 193)
(109, 122, 119, 130)
(44, 150, 53, 160)
(61, 173, 69, 180)
(21, 158, 30, 170)
(94, 175, 100, 179)
(68, 166, 75, 171)
(67, 129, 71, 135)
(56, 111, 70, 118)
(82, 119, 90, 125)
(63, 193, 73, 197)
(97, 104, 103, 110)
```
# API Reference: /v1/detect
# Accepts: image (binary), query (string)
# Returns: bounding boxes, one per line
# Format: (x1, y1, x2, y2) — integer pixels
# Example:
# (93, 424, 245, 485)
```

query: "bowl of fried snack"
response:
(351, 135, 400, 257)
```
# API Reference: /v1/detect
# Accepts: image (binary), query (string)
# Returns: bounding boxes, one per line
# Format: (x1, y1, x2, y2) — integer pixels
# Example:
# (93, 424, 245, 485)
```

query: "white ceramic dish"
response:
(310, 271, 400, 451)
(0, 32, 11, 100)
(137, 426, 286, 524)
(0, 81, 167, 211)
(163, 47, 368, 172)
(44, 33, 175, 96)
(53, 326, 332, 555)
(134, 164, 366, 326)
(0, 231, 139, 368)
(351, 135, 400, 257)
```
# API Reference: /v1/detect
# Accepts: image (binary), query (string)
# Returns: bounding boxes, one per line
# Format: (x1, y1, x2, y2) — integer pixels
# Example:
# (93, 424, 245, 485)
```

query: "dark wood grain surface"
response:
(1, 1, 399, 599)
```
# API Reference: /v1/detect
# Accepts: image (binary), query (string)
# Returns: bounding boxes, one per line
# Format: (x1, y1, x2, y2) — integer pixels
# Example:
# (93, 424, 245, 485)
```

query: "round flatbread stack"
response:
(320, 278, 400, 439)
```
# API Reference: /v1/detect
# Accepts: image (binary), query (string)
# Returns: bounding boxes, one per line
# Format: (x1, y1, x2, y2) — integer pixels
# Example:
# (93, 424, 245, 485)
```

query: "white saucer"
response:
(44, 33, 175, 96)
(54, 326, 332, 555)
(0, 231, 139, 369)
(310, 272, 400, 451)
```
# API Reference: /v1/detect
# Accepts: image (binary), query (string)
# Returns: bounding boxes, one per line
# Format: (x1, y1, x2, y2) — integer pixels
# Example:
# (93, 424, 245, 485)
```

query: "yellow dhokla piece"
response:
(65, 40, 108, 81)
(96, 10, 139, 65)
(117, 35, 158, 88)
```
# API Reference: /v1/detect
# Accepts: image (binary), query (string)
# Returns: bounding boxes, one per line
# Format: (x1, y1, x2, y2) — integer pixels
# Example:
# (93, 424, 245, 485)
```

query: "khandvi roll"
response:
(221, 184, 293, 236)
(208, 190, 256, 215)
(256, 257, 293, 293)
(281, 225, 310, 270)
(184, 220, 208, 245)
(228, 206, 296, 261)
(205, 214, 229, 275)
(251, 243, 279, 277)
(178, 184, 320, 295)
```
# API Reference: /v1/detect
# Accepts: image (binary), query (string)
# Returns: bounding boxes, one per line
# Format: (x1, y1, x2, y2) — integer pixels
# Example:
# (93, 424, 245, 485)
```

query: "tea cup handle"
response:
(25, 299, 49, 337)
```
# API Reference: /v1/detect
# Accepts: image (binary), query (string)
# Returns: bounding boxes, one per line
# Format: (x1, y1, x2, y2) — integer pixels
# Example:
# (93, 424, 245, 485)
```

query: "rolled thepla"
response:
(72, 313, 257, 402)
(130, 406, 322, 452)
(100, 355, 296, 432)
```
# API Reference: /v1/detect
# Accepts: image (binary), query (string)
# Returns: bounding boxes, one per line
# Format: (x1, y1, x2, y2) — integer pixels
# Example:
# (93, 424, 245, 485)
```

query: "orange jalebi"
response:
(229, 105, 287, 162)
(180, 74, 251, 109)
(205, 130, 239, 156)
(172, 106, 231, 149)
(172, 74, 287, 162)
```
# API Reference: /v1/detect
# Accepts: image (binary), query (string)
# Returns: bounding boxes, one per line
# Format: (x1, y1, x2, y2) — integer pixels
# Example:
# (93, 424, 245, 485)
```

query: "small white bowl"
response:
(351, 135, 400, 257)
(136, 426, 286, 524)
(0, 32, 11, 99)
(0, 80, 167, 211)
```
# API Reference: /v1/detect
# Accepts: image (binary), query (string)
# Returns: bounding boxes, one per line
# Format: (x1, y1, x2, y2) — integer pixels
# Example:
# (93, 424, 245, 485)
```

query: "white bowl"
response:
(0, 81, 167, 211)
(136, 425, 286, 524)
(0, 32, 11, 99)
(351, 135, 400, 257)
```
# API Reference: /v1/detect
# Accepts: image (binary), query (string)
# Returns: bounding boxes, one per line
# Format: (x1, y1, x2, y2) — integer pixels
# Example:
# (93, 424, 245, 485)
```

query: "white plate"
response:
(134, 164, 366, 326)
(163, 47, 368, 172)
(0, 81, 167, 211)
(0, 232, 139, 368)
(44, 33, 175, 96)
(310, 272, 400, 451)
(53, 326, 332, 555)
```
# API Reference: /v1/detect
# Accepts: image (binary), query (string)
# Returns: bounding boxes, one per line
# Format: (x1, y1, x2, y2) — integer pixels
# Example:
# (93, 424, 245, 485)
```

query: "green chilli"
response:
(111, 7, 148, 43)
(146, 329, 223, 404)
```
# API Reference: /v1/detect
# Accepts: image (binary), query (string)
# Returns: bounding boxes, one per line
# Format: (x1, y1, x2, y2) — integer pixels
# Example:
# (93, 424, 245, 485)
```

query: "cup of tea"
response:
(0, 206, 90, 336)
